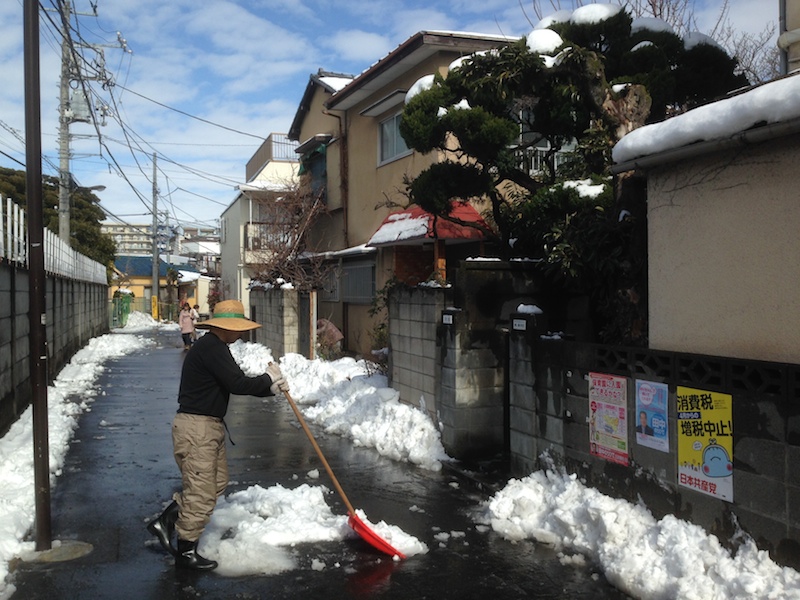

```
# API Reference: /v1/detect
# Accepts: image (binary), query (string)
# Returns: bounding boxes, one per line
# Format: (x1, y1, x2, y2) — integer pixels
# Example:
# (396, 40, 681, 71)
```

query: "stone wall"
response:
(0, 263, 108, 435)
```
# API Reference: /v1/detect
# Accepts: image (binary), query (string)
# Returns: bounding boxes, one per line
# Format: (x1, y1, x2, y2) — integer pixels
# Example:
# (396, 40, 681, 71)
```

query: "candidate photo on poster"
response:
(635, 380, 669, 452)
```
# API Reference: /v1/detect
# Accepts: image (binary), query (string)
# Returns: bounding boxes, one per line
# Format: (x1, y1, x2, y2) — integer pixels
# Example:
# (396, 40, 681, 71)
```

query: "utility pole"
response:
(151, 154, 159, 319)
(57, 0, 73, 244)
(53, 1, 119, 244)
(24, 0, 52, 551)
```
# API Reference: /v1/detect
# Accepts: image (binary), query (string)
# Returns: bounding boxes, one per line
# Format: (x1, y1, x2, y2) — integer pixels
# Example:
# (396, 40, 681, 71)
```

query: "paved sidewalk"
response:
(11, 327, 630, 599)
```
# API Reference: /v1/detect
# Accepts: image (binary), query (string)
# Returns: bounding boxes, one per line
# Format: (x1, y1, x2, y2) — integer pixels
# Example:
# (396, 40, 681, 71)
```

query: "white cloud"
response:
(323, 29, 394, 63)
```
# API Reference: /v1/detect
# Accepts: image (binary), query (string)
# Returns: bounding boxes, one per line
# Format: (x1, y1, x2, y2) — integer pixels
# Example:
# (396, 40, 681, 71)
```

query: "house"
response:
(289, 31, 511, 356)
(219, 133, 299, 312)
(111, 255, 201, 318)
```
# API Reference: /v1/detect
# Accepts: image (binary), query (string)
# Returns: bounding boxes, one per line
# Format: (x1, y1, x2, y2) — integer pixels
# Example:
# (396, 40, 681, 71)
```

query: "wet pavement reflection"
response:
(12, 329, 630, 599)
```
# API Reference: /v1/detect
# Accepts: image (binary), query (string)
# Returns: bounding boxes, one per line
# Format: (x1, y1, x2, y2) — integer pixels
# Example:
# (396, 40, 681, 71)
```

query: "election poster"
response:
(588, 372, 628, 465)
(635, 380, 669, 452)
(676, 386, 734, 502)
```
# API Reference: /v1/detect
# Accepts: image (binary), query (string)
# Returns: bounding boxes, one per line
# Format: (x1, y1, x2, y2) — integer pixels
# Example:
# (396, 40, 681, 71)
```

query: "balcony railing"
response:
(516, 146, 570, 177)
(244, 222, 298, 264)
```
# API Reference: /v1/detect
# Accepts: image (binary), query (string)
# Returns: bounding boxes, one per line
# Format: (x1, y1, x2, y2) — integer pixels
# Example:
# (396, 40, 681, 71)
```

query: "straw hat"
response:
(196, 299, 261, 332)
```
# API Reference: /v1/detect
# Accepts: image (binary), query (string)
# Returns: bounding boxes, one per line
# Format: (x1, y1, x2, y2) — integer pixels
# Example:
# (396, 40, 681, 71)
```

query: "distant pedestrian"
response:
(190, 304, 200, 342)
(179, 302, 194, 349)
(147, 299, 289, 570)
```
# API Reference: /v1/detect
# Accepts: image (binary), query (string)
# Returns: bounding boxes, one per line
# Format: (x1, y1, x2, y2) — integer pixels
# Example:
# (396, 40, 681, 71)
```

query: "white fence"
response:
(1, 195, 107, 285)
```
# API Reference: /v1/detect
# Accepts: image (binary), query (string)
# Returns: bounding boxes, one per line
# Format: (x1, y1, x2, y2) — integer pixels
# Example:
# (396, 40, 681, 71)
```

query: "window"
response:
(379, 113, 410, 164)
(341, 261, 375, 304)
(319, 268, 339, 302)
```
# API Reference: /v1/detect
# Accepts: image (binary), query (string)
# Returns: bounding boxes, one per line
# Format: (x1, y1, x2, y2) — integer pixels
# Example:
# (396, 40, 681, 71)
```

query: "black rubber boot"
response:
(175, 538, 218, 570)
(147, 500, 179, 556)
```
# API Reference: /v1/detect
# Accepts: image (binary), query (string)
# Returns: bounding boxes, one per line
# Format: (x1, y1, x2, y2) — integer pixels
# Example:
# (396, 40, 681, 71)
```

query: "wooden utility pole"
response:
(24, 0, 52, 551)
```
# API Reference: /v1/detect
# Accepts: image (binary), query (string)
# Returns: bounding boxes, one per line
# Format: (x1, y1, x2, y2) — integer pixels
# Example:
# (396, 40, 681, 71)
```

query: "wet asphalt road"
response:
(11, 328, 630, 599)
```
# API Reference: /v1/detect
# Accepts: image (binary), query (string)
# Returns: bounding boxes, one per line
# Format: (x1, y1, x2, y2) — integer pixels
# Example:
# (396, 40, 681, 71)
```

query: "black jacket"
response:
(177, 332, 274, 418)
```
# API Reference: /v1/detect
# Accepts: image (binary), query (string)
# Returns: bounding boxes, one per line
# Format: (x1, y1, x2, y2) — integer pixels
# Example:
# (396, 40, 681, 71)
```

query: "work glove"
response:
(266, 363, 289, 394)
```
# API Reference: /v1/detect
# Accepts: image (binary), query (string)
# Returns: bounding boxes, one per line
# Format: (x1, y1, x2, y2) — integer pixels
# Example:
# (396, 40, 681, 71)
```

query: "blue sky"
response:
(0, 0, 779, 231)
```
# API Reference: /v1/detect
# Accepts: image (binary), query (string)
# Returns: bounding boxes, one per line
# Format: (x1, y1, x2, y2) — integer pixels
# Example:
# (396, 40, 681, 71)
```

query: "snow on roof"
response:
(367, 203, 488, 247)
(613, 73, 800, 165)
(178, 270, 201, 282)
(317, 75, 352, 92)
(302, 244, 376, 261)
(369, 211, 430, 246)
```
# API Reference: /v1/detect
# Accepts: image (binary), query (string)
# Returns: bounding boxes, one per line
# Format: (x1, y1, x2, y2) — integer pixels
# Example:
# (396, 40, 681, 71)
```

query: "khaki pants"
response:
(171, 413, 228, 542)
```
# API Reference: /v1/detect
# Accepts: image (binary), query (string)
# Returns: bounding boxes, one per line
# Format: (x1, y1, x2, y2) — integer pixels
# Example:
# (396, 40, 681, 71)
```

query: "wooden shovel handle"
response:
(283, 389, 357, 516)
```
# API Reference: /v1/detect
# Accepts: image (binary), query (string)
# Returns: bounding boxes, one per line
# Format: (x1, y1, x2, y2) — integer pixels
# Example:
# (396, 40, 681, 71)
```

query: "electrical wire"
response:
(109, 83, 267, 140)
(30, 0, 251, 240)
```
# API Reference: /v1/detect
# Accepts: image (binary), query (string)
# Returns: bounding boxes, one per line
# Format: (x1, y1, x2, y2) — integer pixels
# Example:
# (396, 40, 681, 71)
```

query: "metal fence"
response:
(1, 195, 107, 284)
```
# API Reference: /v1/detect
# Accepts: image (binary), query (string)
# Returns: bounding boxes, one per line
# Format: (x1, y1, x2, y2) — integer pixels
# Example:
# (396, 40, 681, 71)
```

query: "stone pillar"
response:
(437, 307, 506, 460)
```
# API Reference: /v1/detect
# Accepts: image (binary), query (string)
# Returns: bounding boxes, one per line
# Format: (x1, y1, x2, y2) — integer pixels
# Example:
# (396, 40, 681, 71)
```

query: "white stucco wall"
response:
(647, 134, 800, 364)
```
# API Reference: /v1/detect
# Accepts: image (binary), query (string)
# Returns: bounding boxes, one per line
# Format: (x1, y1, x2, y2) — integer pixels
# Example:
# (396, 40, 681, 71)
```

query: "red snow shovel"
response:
(283, 389, 407, 560)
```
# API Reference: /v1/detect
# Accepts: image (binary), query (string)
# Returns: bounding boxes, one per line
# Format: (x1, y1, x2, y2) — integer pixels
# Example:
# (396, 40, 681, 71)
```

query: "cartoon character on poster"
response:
(635, 380, 669, 452)
(676, 386, 734, 502)
(588, 372, 628, 465)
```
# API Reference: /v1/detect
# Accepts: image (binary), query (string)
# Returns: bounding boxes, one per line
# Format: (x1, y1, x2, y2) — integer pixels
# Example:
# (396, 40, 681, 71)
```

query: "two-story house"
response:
(289, 31, 511, 356)
(219, 133, 299, 312)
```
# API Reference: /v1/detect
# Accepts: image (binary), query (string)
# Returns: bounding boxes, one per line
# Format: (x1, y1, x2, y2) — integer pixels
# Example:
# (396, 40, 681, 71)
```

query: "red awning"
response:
(367, 202, 488, 247)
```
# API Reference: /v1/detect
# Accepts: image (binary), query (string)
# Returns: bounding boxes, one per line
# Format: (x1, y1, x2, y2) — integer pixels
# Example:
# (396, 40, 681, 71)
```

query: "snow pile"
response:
(201, 483, 349, 576)
(229, 341, 449, 471)
(526, 28, 563, 54)
(405, 73, 436, 103)
(116, 310, 179, 332)
(200, 484, 428, 577)
(570, 3, 622, 25)
(561, 179, 606, 198)
(483, 469, 800, 600)
(0, 333, 153, 600)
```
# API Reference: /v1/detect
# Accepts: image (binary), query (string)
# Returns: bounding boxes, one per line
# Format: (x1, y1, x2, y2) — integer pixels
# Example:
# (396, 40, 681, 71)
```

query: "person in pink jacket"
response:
(179, 302, 195, 349)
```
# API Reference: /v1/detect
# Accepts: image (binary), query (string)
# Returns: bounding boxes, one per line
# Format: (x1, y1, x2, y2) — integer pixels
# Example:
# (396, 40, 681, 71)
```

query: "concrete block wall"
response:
(388, 286, 446, 419)
(250, 288, 301, 359)
(0, 263, 108, 436)
(508, 313, 800, 569)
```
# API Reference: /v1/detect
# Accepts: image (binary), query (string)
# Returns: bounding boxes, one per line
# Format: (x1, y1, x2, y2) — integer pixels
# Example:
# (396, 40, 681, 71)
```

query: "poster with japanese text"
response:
(588, 372, 628, 465)
(676, 386, 733, 502)
(635, 380, 669, 452)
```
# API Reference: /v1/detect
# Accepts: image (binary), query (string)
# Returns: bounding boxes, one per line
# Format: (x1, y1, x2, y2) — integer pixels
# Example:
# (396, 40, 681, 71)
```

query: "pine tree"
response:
(400, 5, 748, 344)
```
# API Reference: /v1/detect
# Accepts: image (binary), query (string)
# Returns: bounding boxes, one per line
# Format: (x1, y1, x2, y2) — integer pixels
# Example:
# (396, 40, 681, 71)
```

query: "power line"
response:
(110, 83, 267, 140)
(33, 1, 244, 233)
(0, 149, 25, 167)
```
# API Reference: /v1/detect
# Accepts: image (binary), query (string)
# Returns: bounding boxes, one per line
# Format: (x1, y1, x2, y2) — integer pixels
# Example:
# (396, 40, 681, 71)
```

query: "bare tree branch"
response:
(245, 177, 334, 292)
